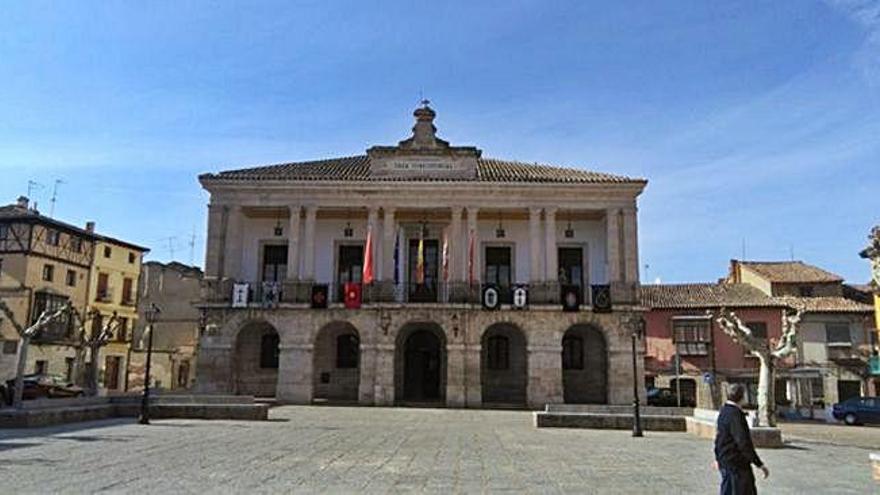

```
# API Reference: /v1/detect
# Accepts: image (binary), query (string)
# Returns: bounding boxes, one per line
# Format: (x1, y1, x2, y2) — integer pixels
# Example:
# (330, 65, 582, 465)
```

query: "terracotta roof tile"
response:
(202, 155, 642, 184)
(772, 296, 874, 314)
(739, 261, 843, 283)
(641, 283, 784, 309)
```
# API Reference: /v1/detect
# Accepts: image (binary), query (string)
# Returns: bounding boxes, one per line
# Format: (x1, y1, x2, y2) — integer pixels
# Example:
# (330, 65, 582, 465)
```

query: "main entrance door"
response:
(403, 330, 442, 401)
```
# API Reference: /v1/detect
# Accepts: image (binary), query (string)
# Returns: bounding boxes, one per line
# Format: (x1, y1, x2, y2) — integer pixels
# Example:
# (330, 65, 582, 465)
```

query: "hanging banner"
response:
(362, 226, 374, 285)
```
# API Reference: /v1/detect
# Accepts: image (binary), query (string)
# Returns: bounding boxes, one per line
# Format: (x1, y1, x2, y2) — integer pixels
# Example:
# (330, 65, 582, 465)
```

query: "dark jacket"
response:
(714, 403, 764, 470)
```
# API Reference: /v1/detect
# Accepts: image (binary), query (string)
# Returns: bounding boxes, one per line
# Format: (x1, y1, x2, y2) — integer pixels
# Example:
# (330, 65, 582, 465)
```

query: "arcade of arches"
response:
(201, 311, 642, 408)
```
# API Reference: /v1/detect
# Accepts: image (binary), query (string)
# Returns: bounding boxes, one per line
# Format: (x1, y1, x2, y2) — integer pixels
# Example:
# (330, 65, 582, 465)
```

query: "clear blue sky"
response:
(2, 1, 878, 283)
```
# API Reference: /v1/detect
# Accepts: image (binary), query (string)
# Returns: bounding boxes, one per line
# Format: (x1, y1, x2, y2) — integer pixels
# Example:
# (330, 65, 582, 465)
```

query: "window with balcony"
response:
(261, 244, 288, 283)
(31, 291, 69, 330)
(96, 272, 110, 301)
(121, 277, 134, 305)
(484, 246, 512, 302)
(336, 244, 363, 302)
(826, 323, 851, 346)
(408, 239, 438, 302)
(558, 247, 584, 287)
(672, 317, 710, 356)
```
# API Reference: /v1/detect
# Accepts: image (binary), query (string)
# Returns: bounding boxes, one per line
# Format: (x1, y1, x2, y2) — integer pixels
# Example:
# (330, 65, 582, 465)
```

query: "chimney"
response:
(16, 196, 28, 209)
(85, 221, 95, 233)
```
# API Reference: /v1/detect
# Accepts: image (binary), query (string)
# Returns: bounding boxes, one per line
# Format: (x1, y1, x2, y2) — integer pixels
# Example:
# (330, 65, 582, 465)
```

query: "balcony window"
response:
(558, 247, 584, 287)
(122, 277, 134, 305)
(672, 317, 710, 356)
(826, 323, 851, 346)
(261, 245, 288, 283)
(408, 239, 439, 302)
(485, 246, 512, 302)
(96, 273, 110, 301)
(336, 244, 363, 302)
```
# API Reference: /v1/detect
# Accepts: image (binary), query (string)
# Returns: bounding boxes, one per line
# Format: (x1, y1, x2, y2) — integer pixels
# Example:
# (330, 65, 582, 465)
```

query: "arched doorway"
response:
(395, 323, 446, 404)
(313, 322, 361, 402)
(481, 323, 527, 405)
(234, 321, 279, 397)
(562, 324, 607, 404)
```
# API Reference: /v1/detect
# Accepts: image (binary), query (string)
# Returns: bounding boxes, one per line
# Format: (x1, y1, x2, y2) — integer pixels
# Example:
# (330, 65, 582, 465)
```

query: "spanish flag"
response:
(416, 237, 425, 285)
(362, 225, 374, 285)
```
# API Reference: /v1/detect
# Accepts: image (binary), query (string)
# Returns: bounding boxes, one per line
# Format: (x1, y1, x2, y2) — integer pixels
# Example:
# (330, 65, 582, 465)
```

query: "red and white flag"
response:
(362, 226, 374, 285)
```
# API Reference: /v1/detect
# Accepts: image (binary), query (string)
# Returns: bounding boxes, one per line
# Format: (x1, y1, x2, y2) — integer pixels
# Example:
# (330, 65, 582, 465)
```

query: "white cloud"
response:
(826, 0, 880, 82)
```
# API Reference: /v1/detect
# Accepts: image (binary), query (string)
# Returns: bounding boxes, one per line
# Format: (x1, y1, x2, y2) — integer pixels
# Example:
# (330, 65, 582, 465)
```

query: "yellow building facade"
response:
(87, 237, 148, 392)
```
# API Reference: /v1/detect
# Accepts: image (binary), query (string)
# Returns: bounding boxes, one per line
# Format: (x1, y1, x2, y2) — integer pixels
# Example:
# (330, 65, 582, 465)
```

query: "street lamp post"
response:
(139, 304, 160, 425)
(630, 314, 646, 437)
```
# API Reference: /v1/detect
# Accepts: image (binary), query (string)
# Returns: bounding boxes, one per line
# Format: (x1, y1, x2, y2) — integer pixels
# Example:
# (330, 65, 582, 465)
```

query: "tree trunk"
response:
(12, 336, 31, 408)
(756, 352, 775, 427)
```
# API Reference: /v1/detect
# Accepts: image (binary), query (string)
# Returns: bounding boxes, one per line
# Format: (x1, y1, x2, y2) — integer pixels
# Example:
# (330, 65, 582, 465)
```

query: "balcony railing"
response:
(202, 278, 639, 308)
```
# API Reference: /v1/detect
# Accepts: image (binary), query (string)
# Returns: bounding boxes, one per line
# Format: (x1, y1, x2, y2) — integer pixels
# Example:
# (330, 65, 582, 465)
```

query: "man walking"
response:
(715, 383, 769, 495)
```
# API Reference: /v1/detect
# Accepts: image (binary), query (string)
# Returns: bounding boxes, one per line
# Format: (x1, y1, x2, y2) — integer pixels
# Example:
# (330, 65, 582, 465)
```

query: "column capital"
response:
(545, 206, 558, 217)
(451, 206, 464, 215)
(529, 206, 543, 216)
(383, 206, 397, 215)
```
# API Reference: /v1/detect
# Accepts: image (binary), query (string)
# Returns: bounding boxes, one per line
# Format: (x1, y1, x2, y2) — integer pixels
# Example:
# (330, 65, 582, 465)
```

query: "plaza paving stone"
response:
(0, 406, 875, 494)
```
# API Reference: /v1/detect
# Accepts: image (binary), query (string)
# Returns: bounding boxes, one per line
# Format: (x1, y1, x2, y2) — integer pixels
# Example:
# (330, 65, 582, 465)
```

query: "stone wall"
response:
(196, 305, 646, 409)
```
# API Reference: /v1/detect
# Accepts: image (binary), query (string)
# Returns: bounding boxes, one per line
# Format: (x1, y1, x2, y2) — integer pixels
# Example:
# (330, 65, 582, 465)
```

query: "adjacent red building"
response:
(641, 283, 789, 409)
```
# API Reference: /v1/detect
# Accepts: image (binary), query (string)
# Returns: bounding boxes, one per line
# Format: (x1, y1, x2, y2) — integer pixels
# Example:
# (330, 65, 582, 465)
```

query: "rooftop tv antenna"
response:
(27, 180, 44, 200)
(49, 179, 65, 218)
(159, 236, 177, 260)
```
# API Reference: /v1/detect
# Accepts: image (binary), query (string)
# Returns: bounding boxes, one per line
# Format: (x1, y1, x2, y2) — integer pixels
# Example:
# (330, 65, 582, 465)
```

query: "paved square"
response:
(0, 406, 875, 494)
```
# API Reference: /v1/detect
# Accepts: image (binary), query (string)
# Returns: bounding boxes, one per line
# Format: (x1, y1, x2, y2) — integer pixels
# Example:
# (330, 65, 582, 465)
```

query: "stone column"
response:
(464, 344, 482, 407)
(373, 343, 395, 405)
(446, 343, 467, 407)
(302, 206, 318, 281)
(606, 208, 622, 283)
(449, 207, 463, 282)
(526, 344, 564, 408)
(358, 343, 377, 405)
(204, 203, 227, 278)
(276, 343, 313, 404)
(529, 207, 543, 283)
(382, 207, 397, 281)
(286, 205, 302, 280)
(466, 207, 479, 284)
(223, 205, 244, 280)
(544, 207, 558, 282)
(622, 207, 639, 283)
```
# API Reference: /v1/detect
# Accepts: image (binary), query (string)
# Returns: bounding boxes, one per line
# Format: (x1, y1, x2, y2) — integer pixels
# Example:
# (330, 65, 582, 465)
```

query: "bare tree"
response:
(69, 309, 119, 396)
(860, 225, 880, 289)
(714, 307, 802, 427)
(0, 298, 71, 408)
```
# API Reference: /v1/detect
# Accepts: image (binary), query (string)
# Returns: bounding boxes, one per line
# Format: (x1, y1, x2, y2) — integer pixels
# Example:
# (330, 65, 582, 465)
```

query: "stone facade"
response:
(195, 104, 647, 409)
(196, 306, 646, 408)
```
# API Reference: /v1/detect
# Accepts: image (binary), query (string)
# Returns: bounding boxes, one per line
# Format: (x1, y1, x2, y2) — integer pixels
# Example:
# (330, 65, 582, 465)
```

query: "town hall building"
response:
(195, 103, 647, 408)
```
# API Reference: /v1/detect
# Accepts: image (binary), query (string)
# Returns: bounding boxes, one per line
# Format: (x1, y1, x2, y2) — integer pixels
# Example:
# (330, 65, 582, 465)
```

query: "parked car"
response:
(646, 387, 696, 407)
(832, 396, 880, 425)
(3, 374, 84, 404)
